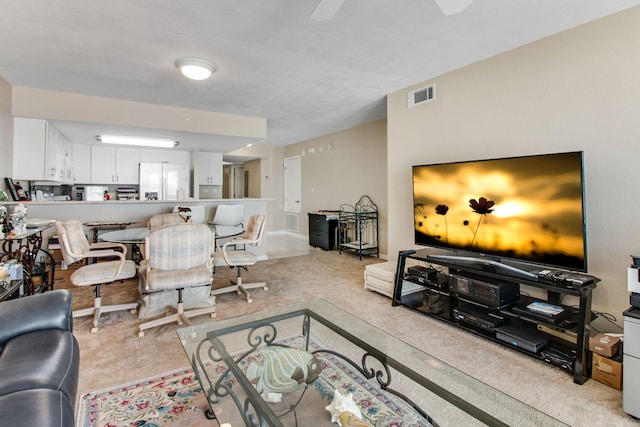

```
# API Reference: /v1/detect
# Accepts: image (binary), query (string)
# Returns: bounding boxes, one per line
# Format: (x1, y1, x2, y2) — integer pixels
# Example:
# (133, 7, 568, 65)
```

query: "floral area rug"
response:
(76, 367, 206, 427)
(76, 335, 434, 427)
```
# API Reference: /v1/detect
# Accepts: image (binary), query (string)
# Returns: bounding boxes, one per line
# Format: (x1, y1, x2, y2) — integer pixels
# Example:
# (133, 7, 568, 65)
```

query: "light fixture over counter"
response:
(96, 135, 178, 148)
(175, 57, 217, 80)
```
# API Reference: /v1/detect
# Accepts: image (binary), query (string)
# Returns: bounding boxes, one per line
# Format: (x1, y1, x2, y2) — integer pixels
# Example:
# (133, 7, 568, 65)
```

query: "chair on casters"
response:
(209, 204, 245, 250)
(137, 223, 216, 337)
(148, 212, 189, 230)
(55, 220, 137, 333)
(173, 205, 205, 224)
(212, 214, 267, 303)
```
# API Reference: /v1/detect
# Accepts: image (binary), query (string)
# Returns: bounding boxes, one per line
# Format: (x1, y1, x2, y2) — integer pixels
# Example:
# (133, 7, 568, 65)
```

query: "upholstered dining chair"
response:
(148, 212, 189, 230)
(173, 205, 205, 224)
(137, 223, 216, 337)
(55, 220, 137, 333)
(211, 214, 267, 303)
(209, 204, 244, 250)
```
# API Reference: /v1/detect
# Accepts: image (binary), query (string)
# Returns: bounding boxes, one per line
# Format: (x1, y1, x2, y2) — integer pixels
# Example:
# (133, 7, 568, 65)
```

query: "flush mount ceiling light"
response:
(97, 135, 178, 148)
(175, 58, 217, 80)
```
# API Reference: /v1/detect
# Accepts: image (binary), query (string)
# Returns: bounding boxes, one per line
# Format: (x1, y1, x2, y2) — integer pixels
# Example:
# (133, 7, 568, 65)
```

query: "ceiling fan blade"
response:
(433, 0, 473, 16)
(310, 0, 346, 21)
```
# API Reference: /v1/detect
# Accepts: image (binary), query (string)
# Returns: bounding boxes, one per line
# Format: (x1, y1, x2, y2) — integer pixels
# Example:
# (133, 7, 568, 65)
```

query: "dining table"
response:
(98, 227, 150, 263)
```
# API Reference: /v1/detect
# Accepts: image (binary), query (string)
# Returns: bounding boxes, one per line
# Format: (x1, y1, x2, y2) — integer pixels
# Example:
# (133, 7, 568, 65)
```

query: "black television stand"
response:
(392, 249, 600, 384)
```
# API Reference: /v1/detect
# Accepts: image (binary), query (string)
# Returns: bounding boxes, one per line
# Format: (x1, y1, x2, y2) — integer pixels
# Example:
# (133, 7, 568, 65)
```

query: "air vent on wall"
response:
(286, 213, 299, 232)
(408, 83, 436, 108)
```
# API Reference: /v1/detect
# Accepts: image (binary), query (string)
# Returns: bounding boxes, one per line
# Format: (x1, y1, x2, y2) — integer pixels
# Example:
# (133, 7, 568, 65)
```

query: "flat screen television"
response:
(413, 151, 587, 273)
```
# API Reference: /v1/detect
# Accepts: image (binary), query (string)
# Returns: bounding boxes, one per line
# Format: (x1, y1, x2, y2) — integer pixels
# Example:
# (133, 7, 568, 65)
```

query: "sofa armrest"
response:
(0, 290, 73, 345)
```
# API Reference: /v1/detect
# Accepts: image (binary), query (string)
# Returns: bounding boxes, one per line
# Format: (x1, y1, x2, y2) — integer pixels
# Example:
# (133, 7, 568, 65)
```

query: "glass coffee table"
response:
(177, 299, 566, 427)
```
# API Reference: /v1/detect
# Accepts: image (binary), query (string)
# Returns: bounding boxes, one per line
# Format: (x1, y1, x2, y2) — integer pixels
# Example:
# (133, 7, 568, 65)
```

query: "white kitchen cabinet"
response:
(12, 117, 69, 182)
(198, 152, 223, 185)
(44, 123, 64, 181)
(139, 149, 188, 164)
(72, 143, 91, 183)
(90, 146, 140, 184)
(13, 118, 46, 181)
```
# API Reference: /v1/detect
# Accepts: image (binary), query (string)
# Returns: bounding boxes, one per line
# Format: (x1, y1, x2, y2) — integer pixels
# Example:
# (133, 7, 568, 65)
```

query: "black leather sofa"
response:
(0, 290, 80, 427)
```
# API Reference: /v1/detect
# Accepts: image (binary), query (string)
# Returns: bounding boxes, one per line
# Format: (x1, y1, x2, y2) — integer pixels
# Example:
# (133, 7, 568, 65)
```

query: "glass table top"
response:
(98, 227, 149, 244)
(177, 299, 566, 427)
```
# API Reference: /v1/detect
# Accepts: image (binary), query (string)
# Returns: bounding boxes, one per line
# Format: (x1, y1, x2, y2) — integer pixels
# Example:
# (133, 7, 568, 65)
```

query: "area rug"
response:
(76, 335, 434, 427)
(76, 366, 207, 427)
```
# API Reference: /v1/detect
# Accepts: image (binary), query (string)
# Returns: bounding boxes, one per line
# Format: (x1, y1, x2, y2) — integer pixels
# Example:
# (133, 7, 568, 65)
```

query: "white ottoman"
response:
(364, 261, 421, 298)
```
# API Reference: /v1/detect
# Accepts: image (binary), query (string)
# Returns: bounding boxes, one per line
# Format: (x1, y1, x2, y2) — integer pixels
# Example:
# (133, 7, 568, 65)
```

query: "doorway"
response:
(230, 166, 245, 198)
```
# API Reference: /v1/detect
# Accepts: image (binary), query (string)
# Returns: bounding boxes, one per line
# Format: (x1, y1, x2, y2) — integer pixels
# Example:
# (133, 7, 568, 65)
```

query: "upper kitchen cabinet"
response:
(139, 148, 189, 164)
(72, 143, 91, 184)
(13, 117, 70, 182)
(198, 152, 223, 185)
(90, 146, 140, 184)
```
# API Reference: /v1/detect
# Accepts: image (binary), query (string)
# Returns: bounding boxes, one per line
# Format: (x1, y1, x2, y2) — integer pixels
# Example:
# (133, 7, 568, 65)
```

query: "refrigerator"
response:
(139, 163, 189, 200)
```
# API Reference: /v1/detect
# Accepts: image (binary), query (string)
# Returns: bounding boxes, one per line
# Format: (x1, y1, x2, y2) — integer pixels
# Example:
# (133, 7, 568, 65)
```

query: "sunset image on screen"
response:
(413, 152, 586, 270)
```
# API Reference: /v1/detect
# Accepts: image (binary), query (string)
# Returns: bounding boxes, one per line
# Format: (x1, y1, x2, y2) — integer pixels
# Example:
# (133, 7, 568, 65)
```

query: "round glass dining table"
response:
(99, 227, 149, 263)
(99, 227, 149, 244)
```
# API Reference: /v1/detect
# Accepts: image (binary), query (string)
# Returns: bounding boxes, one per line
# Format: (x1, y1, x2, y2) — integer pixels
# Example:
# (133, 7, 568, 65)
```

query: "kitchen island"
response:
(1, 198, 271, 259)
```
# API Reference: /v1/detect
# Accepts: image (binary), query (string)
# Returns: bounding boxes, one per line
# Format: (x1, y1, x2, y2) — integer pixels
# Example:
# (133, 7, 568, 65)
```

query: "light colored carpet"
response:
(61, 250, 638, 426)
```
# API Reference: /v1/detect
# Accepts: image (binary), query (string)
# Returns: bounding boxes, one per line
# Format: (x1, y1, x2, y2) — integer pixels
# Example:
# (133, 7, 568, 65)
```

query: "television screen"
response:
(413, 151, 587, 272)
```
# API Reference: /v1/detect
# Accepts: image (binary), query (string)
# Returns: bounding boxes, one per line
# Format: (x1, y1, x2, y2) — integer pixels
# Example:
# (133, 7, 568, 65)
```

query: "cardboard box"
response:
(592, 353, 623, 390)
(590, 333, 621, 357)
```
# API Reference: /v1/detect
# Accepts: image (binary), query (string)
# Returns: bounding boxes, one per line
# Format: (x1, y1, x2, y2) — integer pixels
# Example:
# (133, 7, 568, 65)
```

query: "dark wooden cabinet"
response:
(308, 213, 338, 250)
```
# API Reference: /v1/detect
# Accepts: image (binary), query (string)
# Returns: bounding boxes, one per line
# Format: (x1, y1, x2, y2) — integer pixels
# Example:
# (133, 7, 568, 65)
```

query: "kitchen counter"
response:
(1, 198, 272, 259)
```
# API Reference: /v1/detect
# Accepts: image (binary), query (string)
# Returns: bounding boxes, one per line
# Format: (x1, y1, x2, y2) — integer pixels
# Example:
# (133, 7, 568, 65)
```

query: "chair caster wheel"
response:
(264, 286, 269, 291)
(90, 327, 98, 334)
(138, 331, 145, 337)
(247, 298, 253, 303)
(129, 309, 137, 314)
(210, 313, 216, 318)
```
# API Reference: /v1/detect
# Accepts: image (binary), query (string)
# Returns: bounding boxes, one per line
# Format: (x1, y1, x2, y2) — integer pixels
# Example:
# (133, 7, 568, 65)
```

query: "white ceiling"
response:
(1, 0, 639, 155)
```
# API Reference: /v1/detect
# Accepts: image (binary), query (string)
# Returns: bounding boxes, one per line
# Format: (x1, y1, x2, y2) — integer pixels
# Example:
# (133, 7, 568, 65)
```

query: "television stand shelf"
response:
(392, 249, 600, 385)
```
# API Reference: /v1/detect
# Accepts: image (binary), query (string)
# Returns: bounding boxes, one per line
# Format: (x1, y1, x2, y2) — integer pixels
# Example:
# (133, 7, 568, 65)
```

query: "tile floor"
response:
(265, 231, 322, 259)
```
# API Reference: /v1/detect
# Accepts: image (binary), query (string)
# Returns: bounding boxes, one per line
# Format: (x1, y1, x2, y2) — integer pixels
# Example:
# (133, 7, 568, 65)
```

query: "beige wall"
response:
(227, 144, 286, 234)
(387, 7, 640, 324)
(11, 86, 266, 139)
(284, 119, 388, 256)
(0, 77, 12, 193)
(244, 159, 261, 198)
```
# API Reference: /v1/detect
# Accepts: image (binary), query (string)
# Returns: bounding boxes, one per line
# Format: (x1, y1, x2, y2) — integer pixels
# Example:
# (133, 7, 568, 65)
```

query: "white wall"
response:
(387, 7, 640, 324)
(0, 77, 12, 191)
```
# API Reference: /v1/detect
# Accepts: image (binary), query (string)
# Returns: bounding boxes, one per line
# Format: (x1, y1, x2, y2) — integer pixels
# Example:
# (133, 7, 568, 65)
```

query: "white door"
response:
(284, 155, 301, 213)
(231, 166, 245, 198)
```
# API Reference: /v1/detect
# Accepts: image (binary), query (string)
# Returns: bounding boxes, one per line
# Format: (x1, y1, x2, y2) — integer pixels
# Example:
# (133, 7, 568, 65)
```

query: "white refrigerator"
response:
(139, 163, 189, 200)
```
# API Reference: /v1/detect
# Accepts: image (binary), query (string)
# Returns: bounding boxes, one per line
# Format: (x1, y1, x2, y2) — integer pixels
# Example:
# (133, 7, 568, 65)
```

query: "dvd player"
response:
(407, 265, 438, 281)
(540, 341, 576, 371)
(453, 304, 509, 331)
(495, 325, 549, 353)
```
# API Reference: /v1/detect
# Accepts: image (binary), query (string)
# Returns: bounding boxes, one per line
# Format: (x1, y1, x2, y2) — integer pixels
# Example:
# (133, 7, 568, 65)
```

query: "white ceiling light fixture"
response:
(97, 135, 178, 148)
(175, 58, 217, 80)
